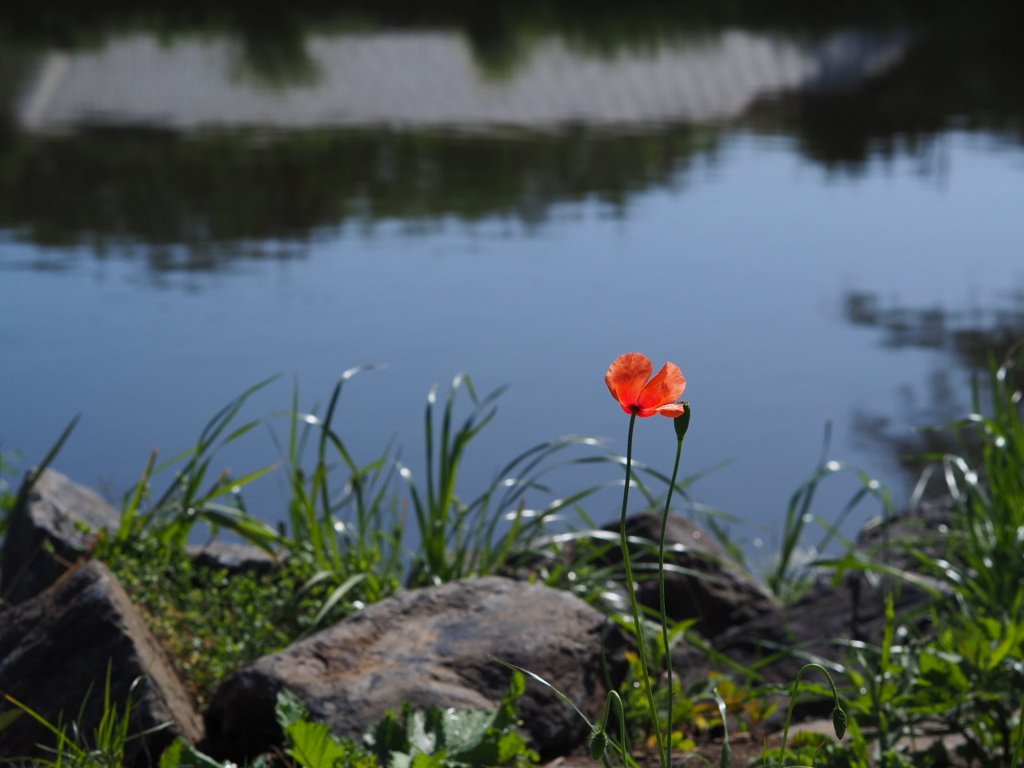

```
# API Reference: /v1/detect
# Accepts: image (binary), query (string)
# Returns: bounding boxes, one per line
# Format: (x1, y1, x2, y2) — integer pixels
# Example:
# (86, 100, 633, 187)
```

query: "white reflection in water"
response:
(16, 28, 910, 133)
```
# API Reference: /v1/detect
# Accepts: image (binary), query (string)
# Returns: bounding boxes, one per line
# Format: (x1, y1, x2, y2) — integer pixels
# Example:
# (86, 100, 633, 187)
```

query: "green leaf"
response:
(0, 708, 23, 734)
(363, 672, 536, 768)
(365, 708, 407, 763)
(409, 752, 447, 768)
(158, 737, 185, 768)
(169, 742, 236, 768)
(405, 708, 439, 756)
(287, 720, 352, 768)
(918, 651, 970, 693)
(436, 708, 493, 753)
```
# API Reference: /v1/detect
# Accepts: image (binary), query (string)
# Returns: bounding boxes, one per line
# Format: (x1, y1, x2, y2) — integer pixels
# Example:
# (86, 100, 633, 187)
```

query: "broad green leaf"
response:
(287, 720, 351, 768)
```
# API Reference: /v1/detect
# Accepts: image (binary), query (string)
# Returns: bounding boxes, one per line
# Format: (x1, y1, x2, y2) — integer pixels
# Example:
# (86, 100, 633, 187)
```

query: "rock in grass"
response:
(0, 469, 280, 605)
(600, 512, 781, 639)
(671, 502, 953, 725)
(200, 575, 626, 764)
(0, 560, 203, 767)
(187, 541, 281, 576)
(1, 468, 121, 606)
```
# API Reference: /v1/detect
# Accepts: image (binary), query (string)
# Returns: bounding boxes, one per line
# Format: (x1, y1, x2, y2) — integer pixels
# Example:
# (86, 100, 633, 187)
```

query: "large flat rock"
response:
(201, 575, 625, 763)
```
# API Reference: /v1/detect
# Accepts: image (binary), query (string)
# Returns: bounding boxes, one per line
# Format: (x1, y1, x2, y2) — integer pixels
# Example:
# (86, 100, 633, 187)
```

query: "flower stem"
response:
(619, 413, 666, 768)
(658, 432, 685, 768)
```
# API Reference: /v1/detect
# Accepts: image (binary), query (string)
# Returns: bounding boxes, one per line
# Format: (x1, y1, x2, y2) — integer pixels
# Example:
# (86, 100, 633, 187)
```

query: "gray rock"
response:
(1, 469, 280, 602)
(600, 512, 781, 638)
(187, 541, 281, 576)
(856, 496, 955, 571)
(201, 575, 626, 764)
(675, 565, 945, 735)
(674, 503, 953, 713)
(2, 468, 121, 606)
(0, 560, 204, 766)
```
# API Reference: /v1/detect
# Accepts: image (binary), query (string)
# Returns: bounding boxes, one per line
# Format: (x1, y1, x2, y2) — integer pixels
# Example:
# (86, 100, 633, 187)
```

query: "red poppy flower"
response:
(605, 353, 687, 418)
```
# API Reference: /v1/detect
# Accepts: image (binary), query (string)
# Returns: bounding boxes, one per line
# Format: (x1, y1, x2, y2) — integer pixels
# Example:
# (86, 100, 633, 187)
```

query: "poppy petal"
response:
(655, 402, 687, 418)
(636, 363, 687, 411)
(605, 353, 653, 410)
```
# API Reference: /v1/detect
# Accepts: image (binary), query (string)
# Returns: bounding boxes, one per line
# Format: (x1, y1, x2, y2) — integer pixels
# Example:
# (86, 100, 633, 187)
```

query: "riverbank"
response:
(1, 348, 1022, 767)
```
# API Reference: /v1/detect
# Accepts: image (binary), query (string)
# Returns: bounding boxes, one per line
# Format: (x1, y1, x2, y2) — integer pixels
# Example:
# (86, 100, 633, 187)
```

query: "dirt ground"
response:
(544, 729, 786, 768)
(543, 717, 971, 768)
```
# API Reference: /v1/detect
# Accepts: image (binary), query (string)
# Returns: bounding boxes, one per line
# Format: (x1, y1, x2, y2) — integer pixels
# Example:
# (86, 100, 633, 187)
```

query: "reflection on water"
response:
(845, 291, 1024, 359)
(0, 127, 720, 260)
(2, 2, 1024, 550)
(0, 21, 918, 260)
(14, 29, 912, 132)
(2, 9, 1022, 256)
(848, 289, 1024, 492)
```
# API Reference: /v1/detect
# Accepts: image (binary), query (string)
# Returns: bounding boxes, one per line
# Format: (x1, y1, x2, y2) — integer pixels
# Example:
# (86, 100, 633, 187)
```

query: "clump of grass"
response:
(888, 346, 1024, 765)
(2, 667, 167, 768)
(402, 373, 610, 588)
(922, 348, 1024, 616)
(112, 377, 283, 561)
(271, 367, 406, 619)
(803, 346, 1024, 768)
(764, 451, 895, 604)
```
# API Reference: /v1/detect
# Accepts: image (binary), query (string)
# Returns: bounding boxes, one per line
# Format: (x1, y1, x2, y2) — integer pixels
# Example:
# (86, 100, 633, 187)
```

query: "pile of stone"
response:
(0, 469, 949, 766)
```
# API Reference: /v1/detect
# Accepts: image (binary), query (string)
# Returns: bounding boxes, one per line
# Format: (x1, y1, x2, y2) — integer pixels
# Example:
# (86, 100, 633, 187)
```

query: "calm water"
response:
(2, 4, 1023, 563)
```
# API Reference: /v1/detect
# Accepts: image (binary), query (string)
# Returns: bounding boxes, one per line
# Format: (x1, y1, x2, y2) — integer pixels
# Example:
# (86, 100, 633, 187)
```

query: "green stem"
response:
(778, 663, 846, 767)
(658, 433, 685, 768)
(619, 413, 666, 768)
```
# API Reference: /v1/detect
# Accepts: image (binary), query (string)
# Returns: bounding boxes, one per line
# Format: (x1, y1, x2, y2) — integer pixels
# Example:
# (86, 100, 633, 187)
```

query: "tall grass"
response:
(114, 377, 282, 558)
(93, 368, 627, 623)
(2, 668, 166, 768)
(902, 347, 1024, 764)
(805, 346, 1024, 768)
(921, 348, 1024, 616)
(765, 453, 895, 604)
(402, 374, 610, 587)
(273, 366, 404, 610)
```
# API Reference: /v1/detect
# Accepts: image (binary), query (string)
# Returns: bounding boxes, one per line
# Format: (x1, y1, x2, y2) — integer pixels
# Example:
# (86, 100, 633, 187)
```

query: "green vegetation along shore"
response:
(1, 346, 1023, 767)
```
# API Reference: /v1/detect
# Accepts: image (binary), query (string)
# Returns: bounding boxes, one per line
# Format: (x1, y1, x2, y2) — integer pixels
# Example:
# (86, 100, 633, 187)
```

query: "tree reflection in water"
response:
(846, 289, 1024, 498)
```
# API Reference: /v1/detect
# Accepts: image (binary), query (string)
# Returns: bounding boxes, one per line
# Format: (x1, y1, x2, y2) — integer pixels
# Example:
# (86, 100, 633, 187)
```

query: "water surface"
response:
(2, 4, 1023, 563)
